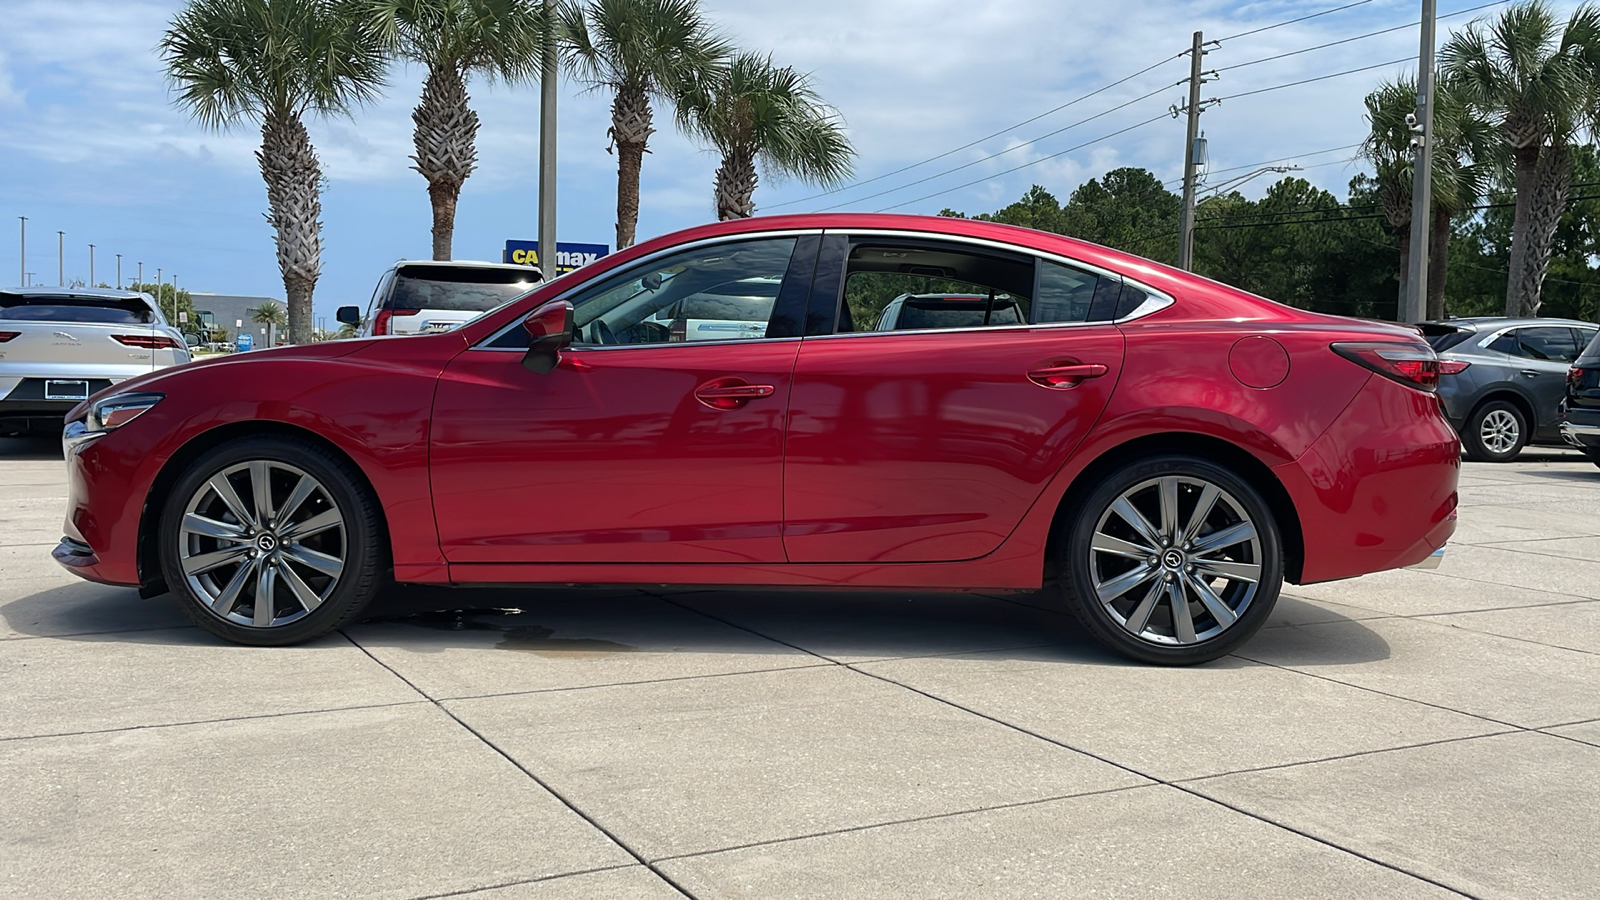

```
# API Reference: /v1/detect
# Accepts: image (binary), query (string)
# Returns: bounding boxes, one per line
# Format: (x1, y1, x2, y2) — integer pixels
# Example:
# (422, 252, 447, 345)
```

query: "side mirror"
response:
(520, 299, 574, 373)
(335, 306, 361, 326)
(182, 332, 203, 348)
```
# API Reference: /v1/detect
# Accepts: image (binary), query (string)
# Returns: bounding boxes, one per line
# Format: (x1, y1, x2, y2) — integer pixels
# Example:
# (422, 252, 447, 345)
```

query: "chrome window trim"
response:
(824, 228, 1176, 326)
(473, 228, 825, 351)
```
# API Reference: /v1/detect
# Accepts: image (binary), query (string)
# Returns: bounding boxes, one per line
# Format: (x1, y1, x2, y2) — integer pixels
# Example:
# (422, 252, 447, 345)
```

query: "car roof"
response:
(1422, 316, 1596, 331)
(2, 286, 154, 301)
(390, 259, 540, 273)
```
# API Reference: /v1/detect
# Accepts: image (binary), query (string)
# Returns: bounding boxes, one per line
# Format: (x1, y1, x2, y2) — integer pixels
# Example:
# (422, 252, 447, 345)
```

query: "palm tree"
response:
(162, 0, 386, 345)
(364, 0, 547, 260)
(1362, 77, 1494, 319)
(250, 300, 288, 347)
(557, 0, 730, 248)
(1442, 0, 1600, 317)
(678, 52, 854, 221)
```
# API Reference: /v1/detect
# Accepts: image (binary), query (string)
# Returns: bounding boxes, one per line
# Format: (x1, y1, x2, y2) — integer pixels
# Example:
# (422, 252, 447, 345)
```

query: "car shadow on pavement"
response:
(3, 582, 1393, 667)
(0, 436, 64, 460)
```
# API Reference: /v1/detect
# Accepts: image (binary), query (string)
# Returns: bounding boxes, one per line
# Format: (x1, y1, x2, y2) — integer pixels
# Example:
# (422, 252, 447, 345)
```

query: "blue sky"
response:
(0, 0, 1541, 325)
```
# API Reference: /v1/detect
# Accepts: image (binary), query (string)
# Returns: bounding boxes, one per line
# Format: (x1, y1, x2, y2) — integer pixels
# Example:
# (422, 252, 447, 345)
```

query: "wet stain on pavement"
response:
(378, 608, 637, 657)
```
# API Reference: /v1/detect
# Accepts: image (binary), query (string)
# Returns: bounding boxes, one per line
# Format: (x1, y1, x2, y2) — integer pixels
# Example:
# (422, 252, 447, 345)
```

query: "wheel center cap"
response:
(1162, 549, 1186, 570)
(256, 534, 278, 553)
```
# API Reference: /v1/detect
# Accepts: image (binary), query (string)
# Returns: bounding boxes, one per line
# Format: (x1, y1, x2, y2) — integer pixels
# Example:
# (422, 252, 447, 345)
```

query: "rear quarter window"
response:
(0, 294, 153, 324)
(1419, 324, 1474, 353)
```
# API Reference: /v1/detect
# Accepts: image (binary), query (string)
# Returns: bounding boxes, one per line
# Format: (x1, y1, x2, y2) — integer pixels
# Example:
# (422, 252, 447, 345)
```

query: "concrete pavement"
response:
(3, 437, 1597, 898)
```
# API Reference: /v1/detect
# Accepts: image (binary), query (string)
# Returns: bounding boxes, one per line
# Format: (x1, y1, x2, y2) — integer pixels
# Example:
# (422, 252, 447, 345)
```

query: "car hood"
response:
(75, 339, 371, 410)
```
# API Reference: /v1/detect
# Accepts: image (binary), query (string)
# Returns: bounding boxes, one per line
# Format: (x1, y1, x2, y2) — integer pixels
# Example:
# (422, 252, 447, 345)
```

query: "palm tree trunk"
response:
(611, 87, 655, 249)
(412, 65, 480, 261)
(1512, 143, 1573, 318)
(1504, 145, 1541, 317)
(258, 112, 322, 345)
(1427, 204, 1450, 321)
(714, 146, 758, 220)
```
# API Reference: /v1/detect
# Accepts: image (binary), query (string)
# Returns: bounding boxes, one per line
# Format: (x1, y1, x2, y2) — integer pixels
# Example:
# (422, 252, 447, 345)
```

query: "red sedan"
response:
(53, 214, 1458, 664)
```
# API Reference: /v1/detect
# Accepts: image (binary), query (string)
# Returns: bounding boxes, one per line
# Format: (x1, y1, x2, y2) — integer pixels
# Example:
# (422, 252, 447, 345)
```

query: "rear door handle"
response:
(1521, 370, 1539, 378)
(694, 379, 776, 410)
(1028, 363, 1109, 389)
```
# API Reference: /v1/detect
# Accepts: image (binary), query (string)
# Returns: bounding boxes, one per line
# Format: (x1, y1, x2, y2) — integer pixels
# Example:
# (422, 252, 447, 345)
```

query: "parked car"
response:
(1562, 328, 1600, 469)
(1420, 316, 1598, 461)
(636, 276, 782, 343)
(874, 293, 1026, 331)
(338, 259, 543, 336)
(0, 287, 189, 436)
(54, 213, 1458, 665)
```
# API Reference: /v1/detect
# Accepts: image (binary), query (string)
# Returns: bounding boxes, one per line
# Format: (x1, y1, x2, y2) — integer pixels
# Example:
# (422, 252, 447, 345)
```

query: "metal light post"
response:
(537, 0, 558, 279)
(137, 261, 143, 291)
(116, 254, 122, 289)
(88, 244, 95, 286)
(1403, 0, 1438, 324)
(57, 231, 64, 285)
(17, 217, 25, 286)
(156, 267, 163, 317)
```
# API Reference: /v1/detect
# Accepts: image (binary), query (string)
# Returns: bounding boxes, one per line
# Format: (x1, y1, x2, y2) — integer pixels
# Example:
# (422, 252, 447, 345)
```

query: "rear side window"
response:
(1495, 326, 1582, 362)
(840, 239, 1034, 334)
(0, 293, 153, 324)
(1034, 261, 1101, 324)
(387, 266, 540, 313)
(1420, 323, 1474, 352)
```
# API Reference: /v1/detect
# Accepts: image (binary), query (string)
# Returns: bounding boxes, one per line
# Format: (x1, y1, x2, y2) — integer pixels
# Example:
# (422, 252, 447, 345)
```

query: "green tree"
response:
(1442, 0, 1600, 316)
(557, 0, 730, 248)
(162, 0, 387, 344)
(678, 51, 853, 221)
(128, 281, 197, 326)
(364, 0, 547, 260)
(251, 300, 288, 347)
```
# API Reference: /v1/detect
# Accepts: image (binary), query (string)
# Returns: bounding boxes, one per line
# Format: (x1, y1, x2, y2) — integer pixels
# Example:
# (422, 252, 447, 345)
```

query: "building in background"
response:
(187, 293, 283, 345)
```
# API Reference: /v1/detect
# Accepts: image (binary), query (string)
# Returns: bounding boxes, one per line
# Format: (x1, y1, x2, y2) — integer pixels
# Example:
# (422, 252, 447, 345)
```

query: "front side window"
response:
(839, 240, 1033, 334)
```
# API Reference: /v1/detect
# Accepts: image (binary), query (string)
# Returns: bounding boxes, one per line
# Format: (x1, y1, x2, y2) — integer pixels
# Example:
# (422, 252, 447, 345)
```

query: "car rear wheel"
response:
(1060, 455, 1283, 665)
(159, 435, 385, 646)
(1463, 400, 1527, 462)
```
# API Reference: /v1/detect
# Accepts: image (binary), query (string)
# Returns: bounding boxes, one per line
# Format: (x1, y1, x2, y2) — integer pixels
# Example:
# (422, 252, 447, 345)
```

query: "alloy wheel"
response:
(178, 460, 346, 628)
(1479, 409, 1519, 455)
(1088, 475, 1263, 646)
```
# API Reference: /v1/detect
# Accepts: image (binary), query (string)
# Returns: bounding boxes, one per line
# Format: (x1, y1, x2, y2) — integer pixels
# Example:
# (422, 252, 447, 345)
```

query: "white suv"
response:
(0, 287, 190, 436)
(339, 260, 543, 336)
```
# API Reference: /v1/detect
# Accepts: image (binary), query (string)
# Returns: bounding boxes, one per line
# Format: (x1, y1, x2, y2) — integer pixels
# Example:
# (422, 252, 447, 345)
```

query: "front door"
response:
(782, 235, 1127, 563)
(431, 234, 814, 564)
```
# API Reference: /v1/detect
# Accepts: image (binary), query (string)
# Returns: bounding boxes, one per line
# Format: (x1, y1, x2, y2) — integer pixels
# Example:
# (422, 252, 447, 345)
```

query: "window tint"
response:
(1420, 323, 1475, 352)
(1113, 283, 1149, 319)
(567, 237, 797, 345)
(840, 241, 1033, 334)
(1571, 328, 1598, 362)
(1034, 261, 1101, 324)
(1504, 326, 1582, 362)
(388, 266, 540, 313)
(0, 293, 153, 324)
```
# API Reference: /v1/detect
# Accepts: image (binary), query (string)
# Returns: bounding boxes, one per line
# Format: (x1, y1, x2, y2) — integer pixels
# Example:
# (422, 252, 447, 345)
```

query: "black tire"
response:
(1583, 447, 1600, 471)
(1060, 455, 1283, 665)
(159, 434, 386, 646)
(1462, 400, 1528, 462)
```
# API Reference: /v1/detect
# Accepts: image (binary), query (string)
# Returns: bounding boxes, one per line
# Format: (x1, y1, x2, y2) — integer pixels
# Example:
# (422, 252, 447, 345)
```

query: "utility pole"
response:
(537, 0, 558, 281)
(116, 254, 122, 289)
(156, 267, 163, 317)
(1403, 0, 1438, 324)
(89, 244, 95, 286)
(16, 217, 24, 287)
(1176, 31, 1212, 271)
(57, 231, 64, 285)
(137, 261, 143, 291)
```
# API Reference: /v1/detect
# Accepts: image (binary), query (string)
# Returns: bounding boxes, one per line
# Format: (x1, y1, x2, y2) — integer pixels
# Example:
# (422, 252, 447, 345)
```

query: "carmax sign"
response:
(504, 240, 610, 275)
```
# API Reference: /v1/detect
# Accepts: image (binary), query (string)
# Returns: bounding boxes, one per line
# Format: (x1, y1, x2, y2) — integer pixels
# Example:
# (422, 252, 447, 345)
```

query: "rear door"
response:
(780, 233, 1127, 564)
(1489, 325, 1583, 437)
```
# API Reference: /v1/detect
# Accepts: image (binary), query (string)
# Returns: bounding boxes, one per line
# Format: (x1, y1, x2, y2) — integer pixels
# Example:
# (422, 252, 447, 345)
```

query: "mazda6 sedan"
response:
(54, 214, 1459, 665)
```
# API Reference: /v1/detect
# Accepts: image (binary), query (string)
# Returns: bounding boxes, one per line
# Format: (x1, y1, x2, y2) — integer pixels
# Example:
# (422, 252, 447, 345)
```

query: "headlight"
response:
(64, 392, 164, 452)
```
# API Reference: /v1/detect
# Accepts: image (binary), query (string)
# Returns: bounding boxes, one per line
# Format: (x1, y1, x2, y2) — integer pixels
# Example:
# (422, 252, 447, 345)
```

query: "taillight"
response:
(1571, 366, 1585, 388)
(113, 334, 183, 350)
(371, 308, 418, 335)
(0, 331, 18, 343)
(1331, 341, 1440, 392)
(1438, 359, 1470, 375)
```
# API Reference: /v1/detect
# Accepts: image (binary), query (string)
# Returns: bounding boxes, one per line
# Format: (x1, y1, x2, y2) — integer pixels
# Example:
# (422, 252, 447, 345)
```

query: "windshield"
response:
(0, 293, 154, 324)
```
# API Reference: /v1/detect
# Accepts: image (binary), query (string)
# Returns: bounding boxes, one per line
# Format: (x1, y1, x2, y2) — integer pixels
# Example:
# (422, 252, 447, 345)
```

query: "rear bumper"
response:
(1277, 374, 1461, 584)
(1407, 546, 1446, 570)
(0, 378, 117, 432)
(1561, 406, 1600, 449)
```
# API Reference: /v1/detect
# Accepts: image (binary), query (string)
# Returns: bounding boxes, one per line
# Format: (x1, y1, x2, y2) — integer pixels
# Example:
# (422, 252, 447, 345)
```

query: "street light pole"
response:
(57, 231, 64, 285)
(17, 217, 24, 286)
(116, 254, 122, 289)
(156, 267, 163, 317)
(137, 261, 143, 291)
(1403, 0, 1438, 324)
(537, 0, 558, 280)
(89, 244, 95, 286)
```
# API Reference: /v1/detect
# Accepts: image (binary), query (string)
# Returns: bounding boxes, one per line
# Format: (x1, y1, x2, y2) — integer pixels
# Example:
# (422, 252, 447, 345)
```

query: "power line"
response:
(815, 83, 1180, 212)
(876, 113, 1173, 212)
(1218, 1, 1509, 73)
(1165, 144, 1364, 187)
(1215, 0, 1375, 43)
(765, 52, 1186, 211)
(1217, 56, 1418, 102)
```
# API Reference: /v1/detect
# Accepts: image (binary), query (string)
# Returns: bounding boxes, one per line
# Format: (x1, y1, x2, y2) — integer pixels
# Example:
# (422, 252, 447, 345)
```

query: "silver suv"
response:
(0, 287, 190, 435)
(338, 260, 543, 336)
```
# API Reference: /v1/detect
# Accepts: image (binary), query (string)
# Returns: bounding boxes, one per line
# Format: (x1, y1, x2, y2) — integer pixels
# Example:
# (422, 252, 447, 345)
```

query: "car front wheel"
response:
(1060, 455, 1283, 665)
(1463, 400, 1527, 462)
(159, 435, 386, 646)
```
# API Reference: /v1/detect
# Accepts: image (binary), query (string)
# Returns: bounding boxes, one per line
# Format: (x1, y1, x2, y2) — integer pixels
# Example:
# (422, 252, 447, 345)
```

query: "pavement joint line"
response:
(1375, 568, 1599, 604)
(429, 661, 840, 703)
(1537, 729, 1600, 751)
(654, 590, 1473, 893)
(0, 699, 433, 744)
(1396, 614, 1600, 658)
(1171, 729, 1521, 784)
(1471, 533, 1600, 546)
(1404, 595, 1599, 618)
(646, 782, 1156, 865)
(403, 863, 651, 900)
(337, 630, 703, 900)
(1448, 544, 1600, 568)
(1231, 651, 1542, 732)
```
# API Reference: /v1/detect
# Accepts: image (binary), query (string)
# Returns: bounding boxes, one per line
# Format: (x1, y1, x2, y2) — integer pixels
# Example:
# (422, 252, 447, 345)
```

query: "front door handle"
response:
(1521, 369, 1539, 378)
(694, 379, 776, 410)
(1028, 363, 1109, 389)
